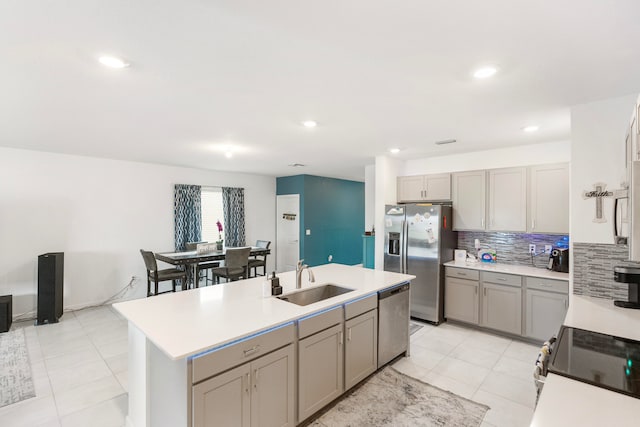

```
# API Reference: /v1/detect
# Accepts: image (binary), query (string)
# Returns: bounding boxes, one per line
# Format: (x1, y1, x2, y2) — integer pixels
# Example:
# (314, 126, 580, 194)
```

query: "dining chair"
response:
(185, 242, 220, 287)
(210, 247, 251, 284)
(248, 240, 271, 278)
(140, 249, 188, 297)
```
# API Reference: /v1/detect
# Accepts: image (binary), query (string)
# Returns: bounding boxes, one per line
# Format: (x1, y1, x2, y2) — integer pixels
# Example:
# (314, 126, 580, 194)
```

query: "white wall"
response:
(374, 155, 403, 270)
(403, 141, 571, 175)
(570, 94, 638, 243)
(0, 147, 276, 318)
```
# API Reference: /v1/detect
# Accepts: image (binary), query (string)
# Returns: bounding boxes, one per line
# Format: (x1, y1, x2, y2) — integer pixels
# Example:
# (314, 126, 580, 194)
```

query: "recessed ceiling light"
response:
(523, 125, 540, 132)
(225, 151, 233, 158)
(473, 66, 498, 79)
(389, 148, 400, 154)
(98, 56, 130, 69)
(302, 121, 317, 128)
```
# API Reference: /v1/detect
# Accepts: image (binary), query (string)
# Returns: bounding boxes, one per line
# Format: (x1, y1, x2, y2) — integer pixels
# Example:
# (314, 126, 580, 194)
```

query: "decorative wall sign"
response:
(282, 213, 297, 221)
(582, 182, 613, 223)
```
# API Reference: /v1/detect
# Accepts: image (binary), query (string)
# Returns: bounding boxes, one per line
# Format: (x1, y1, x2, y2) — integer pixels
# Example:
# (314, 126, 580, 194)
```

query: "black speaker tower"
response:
(37, 252, 64, 325)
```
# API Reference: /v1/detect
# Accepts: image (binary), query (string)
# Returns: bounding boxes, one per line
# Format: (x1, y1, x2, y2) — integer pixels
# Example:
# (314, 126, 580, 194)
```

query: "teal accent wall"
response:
(277, 175, 364, 267)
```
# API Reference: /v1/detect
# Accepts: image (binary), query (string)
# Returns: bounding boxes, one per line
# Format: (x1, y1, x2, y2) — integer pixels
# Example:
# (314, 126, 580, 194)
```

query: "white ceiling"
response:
(1, 1, 639, 181)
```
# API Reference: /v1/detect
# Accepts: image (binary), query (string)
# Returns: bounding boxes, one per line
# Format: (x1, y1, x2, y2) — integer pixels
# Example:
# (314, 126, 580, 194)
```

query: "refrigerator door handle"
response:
(400, 219, 406, 273)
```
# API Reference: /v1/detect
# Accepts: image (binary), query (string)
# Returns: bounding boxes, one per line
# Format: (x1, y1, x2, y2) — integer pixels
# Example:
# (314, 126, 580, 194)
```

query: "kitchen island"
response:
(113, 263, 414, 427)
(531, 295, 640, 427)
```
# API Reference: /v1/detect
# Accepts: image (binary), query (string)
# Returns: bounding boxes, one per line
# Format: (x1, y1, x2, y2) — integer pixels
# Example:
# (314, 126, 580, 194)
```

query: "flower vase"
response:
(216, 241, 223, 250)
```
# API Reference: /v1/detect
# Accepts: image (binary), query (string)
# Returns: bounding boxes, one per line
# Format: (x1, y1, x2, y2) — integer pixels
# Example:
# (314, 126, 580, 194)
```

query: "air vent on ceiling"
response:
(288, 163, 306, 167)
(435, 139, 457, 145)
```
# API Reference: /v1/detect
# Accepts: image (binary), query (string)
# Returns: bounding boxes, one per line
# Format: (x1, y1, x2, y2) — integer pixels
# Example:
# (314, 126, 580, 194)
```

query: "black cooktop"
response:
(549, 326, 640, 399)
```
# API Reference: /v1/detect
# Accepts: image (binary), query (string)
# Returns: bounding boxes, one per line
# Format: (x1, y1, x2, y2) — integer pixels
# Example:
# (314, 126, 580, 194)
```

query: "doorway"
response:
(276, 194, 300, 272)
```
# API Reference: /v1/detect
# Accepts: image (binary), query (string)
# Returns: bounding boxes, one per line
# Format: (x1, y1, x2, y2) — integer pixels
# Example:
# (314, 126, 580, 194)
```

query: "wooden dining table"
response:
(155, 246, 271, 288)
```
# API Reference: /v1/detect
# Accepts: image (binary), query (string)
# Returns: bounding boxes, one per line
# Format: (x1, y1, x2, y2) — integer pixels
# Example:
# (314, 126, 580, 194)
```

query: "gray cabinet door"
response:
(251, 344, 295, 427)
(397, 176, 426, 202)
(345, 309, 378, 391)
(525, 289, 568, 341)
(425, 173, 451, 200)
(452, 170, 486, 230)
(481, 282, 522, 335)
(298, 323, 344, 423)
(488, 167, 527, 232)
(529, 163, 569, 234)
(193, 363, 251, 427)
(444, 277, 479, 324)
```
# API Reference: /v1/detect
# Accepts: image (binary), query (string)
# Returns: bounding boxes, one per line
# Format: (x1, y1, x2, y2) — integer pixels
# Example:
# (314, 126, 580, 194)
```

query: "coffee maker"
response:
(613, 266, 640, 309)
(547, 248, 569, 273)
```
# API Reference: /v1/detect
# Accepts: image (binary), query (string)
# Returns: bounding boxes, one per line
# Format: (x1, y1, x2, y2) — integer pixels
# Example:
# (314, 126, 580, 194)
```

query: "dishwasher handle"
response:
(378, 283, 410, 299)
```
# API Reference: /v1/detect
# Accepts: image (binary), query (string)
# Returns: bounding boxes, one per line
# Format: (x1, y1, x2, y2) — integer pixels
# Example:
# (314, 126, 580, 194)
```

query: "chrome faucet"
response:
(296, 260, 315, 289)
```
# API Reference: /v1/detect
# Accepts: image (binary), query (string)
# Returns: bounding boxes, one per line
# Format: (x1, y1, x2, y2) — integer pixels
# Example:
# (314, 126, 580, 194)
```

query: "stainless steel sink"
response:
(277, 284, 354, 306)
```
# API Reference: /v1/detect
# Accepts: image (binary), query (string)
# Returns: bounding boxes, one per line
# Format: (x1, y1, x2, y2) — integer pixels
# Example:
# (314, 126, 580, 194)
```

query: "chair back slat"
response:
(225, 247, 251, 269)
(140, 250, 158, 272)
(256, 240, 271, 249)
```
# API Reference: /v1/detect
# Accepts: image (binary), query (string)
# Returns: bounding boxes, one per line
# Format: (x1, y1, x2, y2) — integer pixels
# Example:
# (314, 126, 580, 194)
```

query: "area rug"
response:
(0, 329, 35, 408)
(308, 367, 489, 427)
(410, 321, 424, 336)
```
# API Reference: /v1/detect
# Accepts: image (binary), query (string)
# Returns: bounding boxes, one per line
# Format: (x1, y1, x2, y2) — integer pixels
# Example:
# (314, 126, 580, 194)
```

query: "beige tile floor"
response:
(0, 307, 539, 426)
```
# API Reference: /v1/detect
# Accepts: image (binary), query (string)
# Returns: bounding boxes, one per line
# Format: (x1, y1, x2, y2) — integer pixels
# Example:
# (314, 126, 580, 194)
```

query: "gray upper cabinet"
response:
(488, 167, 527, 232)
(528, 163, 569, 234)
(397, 173, 451, 202)
(452, 170, 487, 230)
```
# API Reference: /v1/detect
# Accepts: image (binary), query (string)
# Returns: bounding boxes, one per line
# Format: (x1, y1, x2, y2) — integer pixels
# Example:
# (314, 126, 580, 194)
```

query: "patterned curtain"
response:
(222, 187, 246, 247)
(174, 184, 202, 251)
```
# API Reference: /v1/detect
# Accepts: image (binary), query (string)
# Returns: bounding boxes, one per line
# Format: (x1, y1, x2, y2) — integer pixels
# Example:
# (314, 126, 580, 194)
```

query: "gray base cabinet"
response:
(192, 344, 295, 427)
(481, 282, 522, 335)
(298, 323, 344, 423)
(444, 277, 479, 324)
(345, 309, 378, 391)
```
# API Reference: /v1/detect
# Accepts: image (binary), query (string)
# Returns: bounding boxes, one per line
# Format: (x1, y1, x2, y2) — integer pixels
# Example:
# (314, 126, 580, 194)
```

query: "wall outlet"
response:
(306, 229, 311, 236)
(545, 245, 553, 254)
(328, 254, 333, 262)
(529, 244, 536, 254)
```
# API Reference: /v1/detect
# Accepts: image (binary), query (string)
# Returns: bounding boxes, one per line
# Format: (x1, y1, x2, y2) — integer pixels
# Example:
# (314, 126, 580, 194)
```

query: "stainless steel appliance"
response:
(377, 282, 410, 368)
(383, 204, 457, 323)
(614, 266, 640, 309)
(547, 248, 569, 273)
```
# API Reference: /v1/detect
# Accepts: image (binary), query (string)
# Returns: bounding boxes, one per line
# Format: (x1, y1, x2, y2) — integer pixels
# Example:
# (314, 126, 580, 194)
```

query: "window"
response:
(202, 187, 224, 243)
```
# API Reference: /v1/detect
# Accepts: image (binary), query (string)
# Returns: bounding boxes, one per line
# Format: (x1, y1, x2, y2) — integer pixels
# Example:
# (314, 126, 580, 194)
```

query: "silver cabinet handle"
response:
(481, 218, 485, 228)
(458, 272, 467, 276)
(475, 287, 478, 295)
(243, 345, 260, 357)
(347, 328, 352, 341)
(497, 278, 506, 281)
(532, 220, 536, 229)
(245, 373, 250, 394)
(483, 288, 486, 296)
(254, 369, 258, 390)
(339, 331, 343, 345)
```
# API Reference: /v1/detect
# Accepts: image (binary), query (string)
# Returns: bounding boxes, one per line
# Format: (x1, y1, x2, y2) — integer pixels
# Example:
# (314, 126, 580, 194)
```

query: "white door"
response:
(276, 195, 300, 273)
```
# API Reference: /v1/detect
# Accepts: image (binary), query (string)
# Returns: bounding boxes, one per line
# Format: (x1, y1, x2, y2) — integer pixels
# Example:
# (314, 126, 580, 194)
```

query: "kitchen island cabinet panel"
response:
(298, 323, 344, 423)
(344, 309, 378, 391)
(193, 363, 251, 427)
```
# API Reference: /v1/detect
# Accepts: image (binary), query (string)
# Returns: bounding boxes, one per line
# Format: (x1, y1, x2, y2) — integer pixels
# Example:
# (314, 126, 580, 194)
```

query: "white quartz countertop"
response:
(531, 295, 640, 426)
(443, 260, 569, 281)
(113, 264, 414, 360)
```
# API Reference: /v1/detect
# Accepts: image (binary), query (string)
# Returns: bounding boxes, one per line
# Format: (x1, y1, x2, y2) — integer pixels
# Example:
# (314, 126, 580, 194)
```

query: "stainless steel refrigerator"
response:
(383, 204, 457, 324)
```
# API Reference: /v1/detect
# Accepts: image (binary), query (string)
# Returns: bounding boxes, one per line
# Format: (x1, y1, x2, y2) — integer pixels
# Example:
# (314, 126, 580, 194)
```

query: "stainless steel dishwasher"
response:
(377, 282, 410, 368)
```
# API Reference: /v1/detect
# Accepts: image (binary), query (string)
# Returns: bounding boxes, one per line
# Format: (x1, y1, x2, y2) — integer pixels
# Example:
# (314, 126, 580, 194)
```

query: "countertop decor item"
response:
(308, 366, 488, 427)
(0, 329, 35, 408)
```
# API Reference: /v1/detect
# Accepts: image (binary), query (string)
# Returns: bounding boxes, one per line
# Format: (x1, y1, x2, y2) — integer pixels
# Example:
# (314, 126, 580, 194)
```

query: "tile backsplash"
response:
(457, 231, 568, 269)
(572, 242, 640, 300)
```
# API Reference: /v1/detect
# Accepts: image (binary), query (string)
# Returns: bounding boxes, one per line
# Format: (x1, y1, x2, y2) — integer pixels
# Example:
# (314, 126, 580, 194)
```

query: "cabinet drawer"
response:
(481, 271, 522, 287)
(192, 322, 294, 384)
(298, 306, 343, 339)
(344, 294, 377, 320)
(525, 277, 568, 294)
(445, 267, 480, 281)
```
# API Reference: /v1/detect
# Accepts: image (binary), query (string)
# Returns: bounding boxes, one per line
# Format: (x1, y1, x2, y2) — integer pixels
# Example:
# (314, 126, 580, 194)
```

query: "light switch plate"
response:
(306, 229, 311, 235)
(545, 245, 552, 254)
